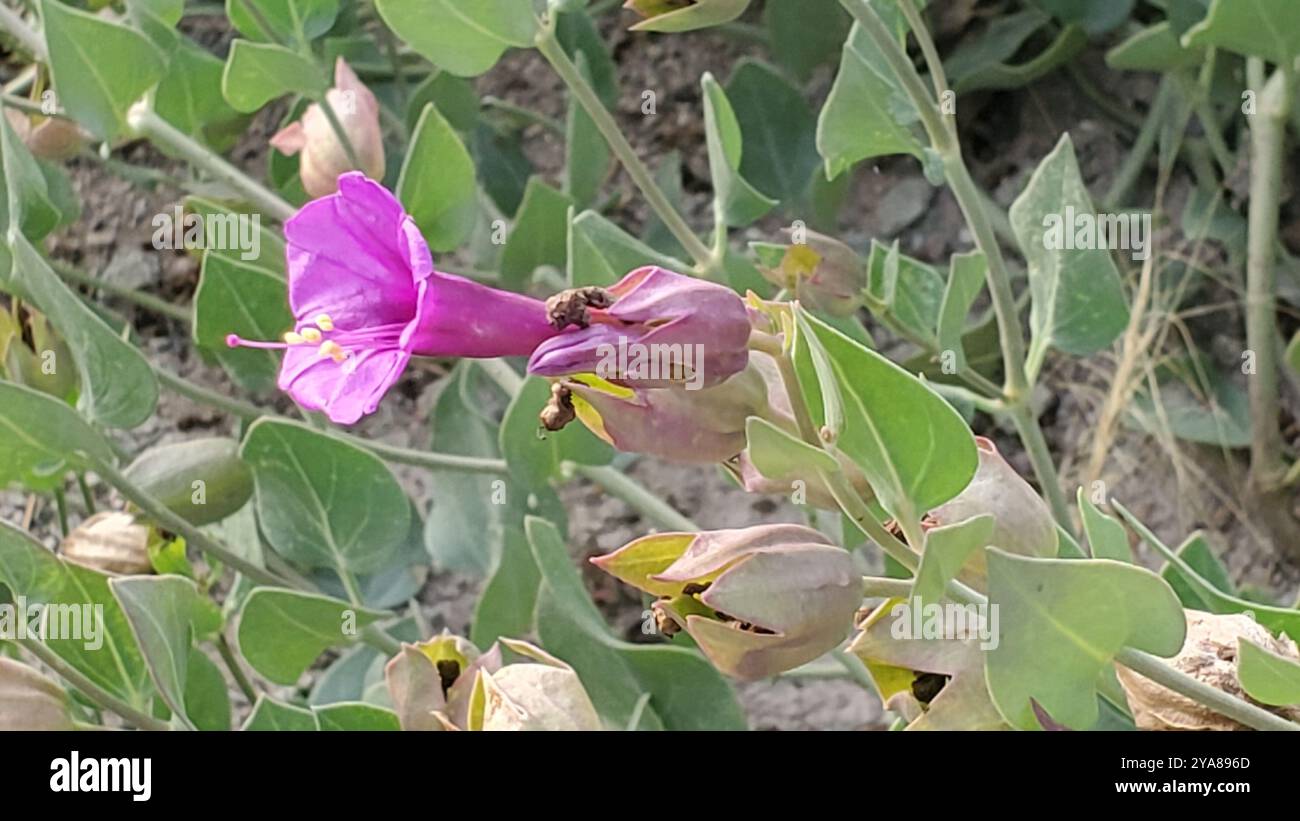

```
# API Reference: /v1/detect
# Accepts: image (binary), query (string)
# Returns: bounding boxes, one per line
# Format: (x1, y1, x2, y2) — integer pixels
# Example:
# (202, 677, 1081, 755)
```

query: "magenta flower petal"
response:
(229, 172, 565, 425)
(279, 346, 410, 425)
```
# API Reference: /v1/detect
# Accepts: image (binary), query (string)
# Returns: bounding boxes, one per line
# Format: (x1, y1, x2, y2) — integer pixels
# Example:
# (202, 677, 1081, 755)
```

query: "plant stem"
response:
(152, 365, 510, 474)
(0, 3, 47, 60)
(1008, 403, 1073, 531)
(76, 473, 96, 514)
(51, 260, 190, 321)
(216, 633, 258, 703)
(1244, 61, 1290, 490)
(1103, 77, 1173, 211)
(534, 17, 716, 274)
(52, 486, 69, 536)
(126, 103, 296, 223)
(1116, 648, 1300, 732)
(90, 457, 287, 587)
(20, 639, 171, 731)
(482, 95, 565, 137)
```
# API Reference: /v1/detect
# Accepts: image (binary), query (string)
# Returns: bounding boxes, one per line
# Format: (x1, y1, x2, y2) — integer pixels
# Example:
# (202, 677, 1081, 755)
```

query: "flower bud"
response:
(0, 657, 74, 730)
(3, 109, 88, 161)
(60, 511, 152, 575)
(1117, 610, 1300, 730)
(528, 266, 753, 390)
(269, 59, 385, 198)
(926, 437, 1057, 580)
(757, 230, 865, 317)
(124, 438, 253, 526)
(593, 524, 861, 680)
(553, 359, 771, 464)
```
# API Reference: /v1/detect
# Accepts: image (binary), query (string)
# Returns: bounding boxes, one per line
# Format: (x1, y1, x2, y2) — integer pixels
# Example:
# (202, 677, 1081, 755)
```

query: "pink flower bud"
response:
(269, 58, 385, 198)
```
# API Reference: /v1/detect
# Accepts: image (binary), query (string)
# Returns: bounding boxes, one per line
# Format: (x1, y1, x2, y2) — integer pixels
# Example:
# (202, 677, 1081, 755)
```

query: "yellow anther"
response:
(283, 331, 305, 345)
(319, 341, 347, 363)
(314, 314, 335, 332)
(300, 327, 323, 343)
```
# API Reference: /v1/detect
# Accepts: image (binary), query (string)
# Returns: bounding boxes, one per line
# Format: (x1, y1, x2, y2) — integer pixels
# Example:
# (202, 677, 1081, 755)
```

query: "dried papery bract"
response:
(386, 635, 601, 731)
(0, 657, 75, 731)
(757, 229, 865, 317)
(60, 511, 151, 575)
(593, 524, 861, 680)
(1117, 610, 1300, 730)
(927, 437, 1058, 581)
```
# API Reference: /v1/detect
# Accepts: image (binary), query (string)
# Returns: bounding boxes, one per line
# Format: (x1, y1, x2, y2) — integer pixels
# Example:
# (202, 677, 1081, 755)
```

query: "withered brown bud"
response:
(539, 383, 577, 432)
(545, 287, 615, 330)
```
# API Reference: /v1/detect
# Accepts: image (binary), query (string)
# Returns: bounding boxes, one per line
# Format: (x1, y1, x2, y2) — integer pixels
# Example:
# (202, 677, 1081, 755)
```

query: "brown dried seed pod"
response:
(60, 511, 152, 575)
(1116, 610, 1300, 731)
(0, 657, 74, 731)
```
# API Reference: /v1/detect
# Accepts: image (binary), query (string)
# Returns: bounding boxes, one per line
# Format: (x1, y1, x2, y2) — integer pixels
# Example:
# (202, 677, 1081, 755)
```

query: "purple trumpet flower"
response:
(228, 173, 559, 425)
(526, 266, 752, 390)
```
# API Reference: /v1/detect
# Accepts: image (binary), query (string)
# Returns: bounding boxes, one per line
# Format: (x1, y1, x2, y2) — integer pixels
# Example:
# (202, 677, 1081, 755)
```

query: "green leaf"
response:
(764, 0, 851, 80)
(406, 72, 480, 134)
(630, 0, 751, 32)
(0, 520, 153, 709)
(242, 695, 319, 730)
(472, 528, 541, 648)
(109, 575, 210, 728)
(1160, 531, 1235, 610)
(1077, 489, 1133, 562)
(192, 251, 293, 394)
(375, 0, 536, 77)
(798, 308, 977, 521)
(313, 702, 401, 730)
(498, 375, 613, 491)
(526, 517, 747, 730)
(1107, 22, 1204, 71)
(1183, 0, 1300, 64)
(725, 59, 818, 206)
(1116, 505, 1300, 638)
(3, 235, 158, 429)
(912, 514, 995, 605)
(945, 9, 1049, 90)
(398, 104, 478, 252)
(936, 251, 986, 372)
(816, 21, 924, 179)
(986, 549, 1186, 730)
(185, 196, 287, 273)
(564, 53, 611, 210)
(473, 123, 533, 216)
(567, 209, 685, 288)
(221, 40, 327, 113)
(226, 0, 339, 45)
(240, 419, 410, 576)
(500, 178, 574, 289)
(701, 73, 776, 227)
(556, 9, 618, 107)
(236, 588, 383, 686)
(1238, 639, 1300, 707)
(184, 648, 231, 730)
(40, 0, 165, 140)
(1010, 134, 1129, 369)
(0, 381, 114, 491)
(866, 240, 947, 348)
(743, 415, 839, 479)
(0, 112, 62, 241)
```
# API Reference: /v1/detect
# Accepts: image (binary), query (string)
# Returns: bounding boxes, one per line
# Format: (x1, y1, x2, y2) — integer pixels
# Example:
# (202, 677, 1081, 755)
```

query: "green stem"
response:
(1116, 648, 1300, 732)
(1008, 403, 1072, 532)
(76, 473, 95, 514)
(151, 365, 509, 474)
(0, 3, 46, 60)
(534, 17, 716, 274)
(482, 95, 565, 137)
(1244, 61, 1290, 490)
(1103, 77, 1174, 211)
(51, 260, 189, 322)
(126, 103, 295, 223)
(21, 639, 171, 731)
(52, 486, 69, 536)
(216, 633, 258, 703)
(90, 457, 287, 587)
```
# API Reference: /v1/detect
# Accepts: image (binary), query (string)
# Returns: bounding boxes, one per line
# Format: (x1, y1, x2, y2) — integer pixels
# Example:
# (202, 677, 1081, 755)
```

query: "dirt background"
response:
(4, 3, 1299, 730)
